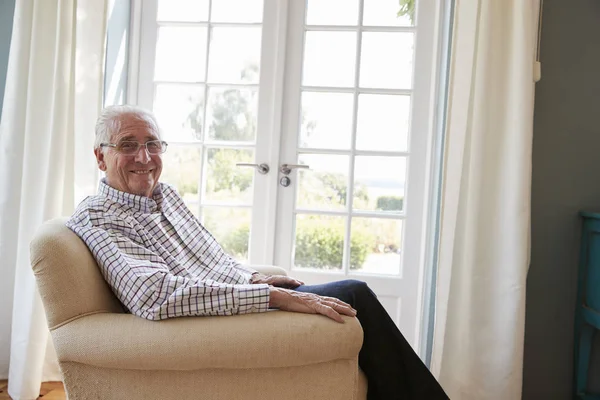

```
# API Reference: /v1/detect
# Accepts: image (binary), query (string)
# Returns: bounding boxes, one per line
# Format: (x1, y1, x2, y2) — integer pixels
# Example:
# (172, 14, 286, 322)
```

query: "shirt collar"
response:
(98, 178, 164, 213)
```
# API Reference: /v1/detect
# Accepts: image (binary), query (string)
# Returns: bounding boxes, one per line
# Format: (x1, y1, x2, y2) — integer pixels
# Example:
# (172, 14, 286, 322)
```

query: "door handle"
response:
(236, 163, 270, 175)
(280, 164, 309, 175)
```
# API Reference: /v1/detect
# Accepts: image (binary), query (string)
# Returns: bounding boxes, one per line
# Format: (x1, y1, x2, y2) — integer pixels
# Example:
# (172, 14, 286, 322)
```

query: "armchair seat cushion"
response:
(52, 311, 363, 370)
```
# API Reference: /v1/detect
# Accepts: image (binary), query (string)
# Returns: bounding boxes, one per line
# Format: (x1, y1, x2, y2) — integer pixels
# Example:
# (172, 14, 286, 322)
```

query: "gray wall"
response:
(0, 0, 15, 117)
(524, 0, 600, 398)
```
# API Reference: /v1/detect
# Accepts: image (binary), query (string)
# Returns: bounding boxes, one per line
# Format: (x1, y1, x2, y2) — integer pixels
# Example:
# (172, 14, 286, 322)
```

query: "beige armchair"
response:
(30, 218, 367, 400)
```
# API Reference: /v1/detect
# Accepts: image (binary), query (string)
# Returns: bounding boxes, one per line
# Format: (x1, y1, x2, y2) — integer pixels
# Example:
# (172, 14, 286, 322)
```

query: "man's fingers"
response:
(271, 288, 354, 323)
(315, 303, 344, 323)
(327, 301, 356, 317)
(321, 296, 356, 314)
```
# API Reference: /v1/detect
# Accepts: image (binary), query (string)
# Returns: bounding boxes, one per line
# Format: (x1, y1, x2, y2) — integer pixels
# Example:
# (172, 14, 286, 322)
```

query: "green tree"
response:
(209, 88, 257, 141)
(160, 147, 201, 197)
(398, 0, 416, 24)
(316, 172, 369, 207)
(207, 148, 253, 194)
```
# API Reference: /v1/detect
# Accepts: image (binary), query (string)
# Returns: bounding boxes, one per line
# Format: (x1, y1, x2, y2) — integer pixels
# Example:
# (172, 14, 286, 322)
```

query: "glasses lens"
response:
(146, 140, 165, 154)
(119, 141, 140, 154)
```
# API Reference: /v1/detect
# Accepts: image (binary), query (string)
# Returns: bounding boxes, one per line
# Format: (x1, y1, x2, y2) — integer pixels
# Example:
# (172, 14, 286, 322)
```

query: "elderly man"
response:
(67, 105, 448, 400)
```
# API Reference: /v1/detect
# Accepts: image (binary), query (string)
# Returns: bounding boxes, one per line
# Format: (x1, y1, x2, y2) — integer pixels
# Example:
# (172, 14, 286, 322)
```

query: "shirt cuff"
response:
(236, 283, 270, 314)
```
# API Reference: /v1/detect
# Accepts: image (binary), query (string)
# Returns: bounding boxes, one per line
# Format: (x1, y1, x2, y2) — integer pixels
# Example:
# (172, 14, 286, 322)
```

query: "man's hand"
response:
(250, 273, 304, 289)
(268, 287, 357, 323)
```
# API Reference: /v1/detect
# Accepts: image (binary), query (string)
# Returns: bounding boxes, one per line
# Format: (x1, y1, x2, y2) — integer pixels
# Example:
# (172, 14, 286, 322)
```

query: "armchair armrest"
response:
(249, 265, 288, 276)
(51, 310, 363, 371)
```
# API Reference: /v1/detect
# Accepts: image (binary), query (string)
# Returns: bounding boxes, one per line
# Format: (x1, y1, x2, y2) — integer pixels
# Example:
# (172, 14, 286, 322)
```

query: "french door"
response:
(134, 0, 445, 349)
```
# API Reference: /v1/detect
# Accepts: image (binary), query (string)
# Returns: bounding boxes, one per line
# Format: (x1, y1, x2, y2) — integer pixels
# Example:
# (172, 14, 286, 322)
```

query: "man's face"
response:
(94, 114, 163, 198)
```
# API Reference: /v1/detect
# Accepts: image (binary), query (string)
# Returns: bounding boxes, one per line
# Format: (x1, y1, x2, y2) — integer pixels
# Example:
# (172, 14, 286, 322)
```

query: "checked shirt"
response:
(66, 179, 270, 320)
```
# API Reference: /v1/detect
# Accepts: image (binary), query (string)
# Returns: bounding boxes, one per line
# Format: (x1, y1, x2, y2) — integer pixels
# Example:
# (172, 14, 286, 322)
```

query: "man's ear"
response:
(94, 148, 107, 171)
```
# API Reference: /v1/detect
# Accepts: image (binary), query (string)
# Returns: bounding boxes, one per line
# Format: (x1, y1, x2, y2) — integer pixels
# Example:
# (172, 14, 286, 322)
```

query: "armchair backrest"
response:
(30, 218, 124, 330)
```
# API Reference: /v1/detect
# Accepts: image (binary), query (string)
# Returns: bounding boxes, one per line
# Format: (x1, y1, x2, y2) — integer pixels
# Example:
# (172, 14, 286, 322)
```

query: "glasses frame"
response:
(100, 140, 169, 155)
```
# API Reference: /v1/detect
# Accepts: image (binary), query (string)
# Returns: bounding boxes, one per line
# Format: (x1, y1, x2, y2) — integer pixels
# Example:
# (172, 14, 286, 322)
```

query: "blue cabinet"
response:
(575, 212, 600, 399)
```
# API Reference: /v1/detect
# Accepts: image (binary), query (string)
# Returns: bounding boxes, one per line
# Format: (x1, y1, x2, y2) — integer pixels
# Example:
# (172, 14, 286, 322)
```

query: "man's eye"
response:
(120, 142, 137, 150)
(147, 142, 160, 150)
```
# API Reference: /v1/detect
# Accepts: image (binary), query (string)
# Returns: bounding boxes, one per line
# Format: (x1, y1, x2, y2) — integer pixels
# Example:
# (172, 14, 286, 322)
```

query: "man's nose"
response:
(134, 145, 151, 163)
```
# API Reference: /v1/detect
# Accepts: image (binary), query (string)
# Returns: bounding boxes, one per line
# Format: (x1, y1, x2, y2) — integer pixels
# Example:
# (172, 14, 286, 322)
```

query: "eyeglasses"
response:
(100, 140, 168, 155)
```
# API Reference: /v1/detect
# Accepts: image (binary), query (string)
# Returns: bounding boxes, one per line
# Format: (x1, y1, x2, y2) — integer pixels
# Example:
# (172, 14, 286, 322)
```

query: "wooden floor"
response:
(0, 380, 66, 400)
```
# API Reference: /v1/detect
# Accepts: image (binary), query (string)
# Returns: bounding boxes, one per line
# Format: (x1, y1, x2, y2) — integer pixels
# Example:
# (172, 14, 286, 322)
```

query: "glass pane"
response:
(160, 146, 202, 206)
(294, 214, 346, 270)
(297, 154, 349, 211)
(155, 27, 207, 82)
(202, 206, 251, 262)
(303, 31, 356, 87)
(360, 32, 413, 89)
(306, 0, 359, 25)
(363, 0, 415, 26)
(300, 92, 353, 149)
(206, 88, 258, 142)
(154, 84, 204, 142)
(210, 0, 264, 23)
(208, 27, 261, 84)
(157, 0, 209, 22)
(204, 148, 254, 204)
(356, 94, 410, 152)
(350, 218, 402, 275)
(353, 156, 406, 212)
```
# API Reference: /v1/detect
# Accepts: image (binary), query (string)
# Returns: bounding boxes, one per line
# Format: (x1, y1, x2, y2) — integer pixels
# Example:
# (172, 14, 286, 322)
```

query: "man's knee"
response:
(341, 279, 373, 298)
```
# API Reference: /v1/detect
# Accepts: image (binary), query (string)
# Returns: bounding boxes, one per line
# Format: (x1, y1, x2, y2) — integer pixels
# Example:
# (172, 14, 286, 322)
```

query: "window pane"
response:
(155, 27, 207, 82)
(294, 214, 346, 270)
(208, 27, 261, 84)
(210, 0, 263, 23)
(353, 156, 406, 212)
(363, 0, 415, 27)
(350, 217, 402, 275)
(360, 32, 413, 89)
(204, 148, 254, 204)
(157, 0, 209, 22)
(206, 88, 258, 142)
(154, 84, 204, 142)
(306, 0, 359, 25)
(303, 31, 356, 87)
(297, 154, 349, 211)
(202, 206, 251, 262)
(356, 94, 410, 152)
(160, 146, 202, 209)
(300, 92, 353, 149)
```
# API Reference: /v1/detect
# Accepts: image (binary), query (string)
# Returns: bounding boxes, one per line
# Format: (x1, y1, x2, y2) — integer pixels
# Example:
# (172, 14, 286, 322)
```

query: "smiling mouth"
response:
(131, 169, 153, 175)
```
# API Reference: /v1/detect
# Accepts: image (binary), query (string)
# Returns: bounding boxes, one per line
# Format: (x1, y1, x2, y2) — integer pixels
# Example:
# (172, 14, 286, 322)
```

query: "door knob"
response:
(236, 163, 270, 175)
(280, 164, 309, 175)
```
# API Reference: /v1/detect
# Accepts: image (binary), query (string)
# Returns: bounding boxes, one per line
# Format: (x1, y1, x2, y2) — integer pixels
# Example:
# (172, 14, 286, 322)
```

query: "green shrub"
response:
(223, 219, 373, 269)
(376, 196, 403, 211)
(294, 220, 372, 270)
(221, 224, 249, 259)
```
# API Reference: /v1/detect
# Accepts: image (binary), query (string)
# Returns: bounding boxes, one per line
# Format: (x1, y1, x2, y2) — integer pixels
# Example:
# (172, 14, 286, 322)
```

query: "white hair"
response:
(94, 105, 162, 152)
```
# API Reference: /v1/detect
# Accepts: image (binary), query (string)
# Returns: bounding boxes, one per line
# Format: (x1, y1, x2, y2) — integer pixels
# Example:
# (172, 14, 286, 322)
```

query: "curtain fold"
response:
(430, 1, 540, 399)
(0, 0, 107, 398)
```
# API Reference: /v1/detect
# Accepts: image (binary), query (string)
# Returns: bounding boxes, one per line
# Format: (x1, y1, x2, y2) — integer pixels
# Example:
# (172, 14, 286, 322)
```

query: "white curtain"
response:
(430, 0, 541, 399)
(0, 0, 107, 399)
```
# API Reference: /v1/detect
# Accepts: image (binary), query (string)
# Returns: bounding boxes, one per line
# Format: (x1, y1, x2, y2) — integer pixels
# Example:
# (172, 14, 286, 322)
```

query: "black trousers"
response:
(295, 280, 449, 400)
